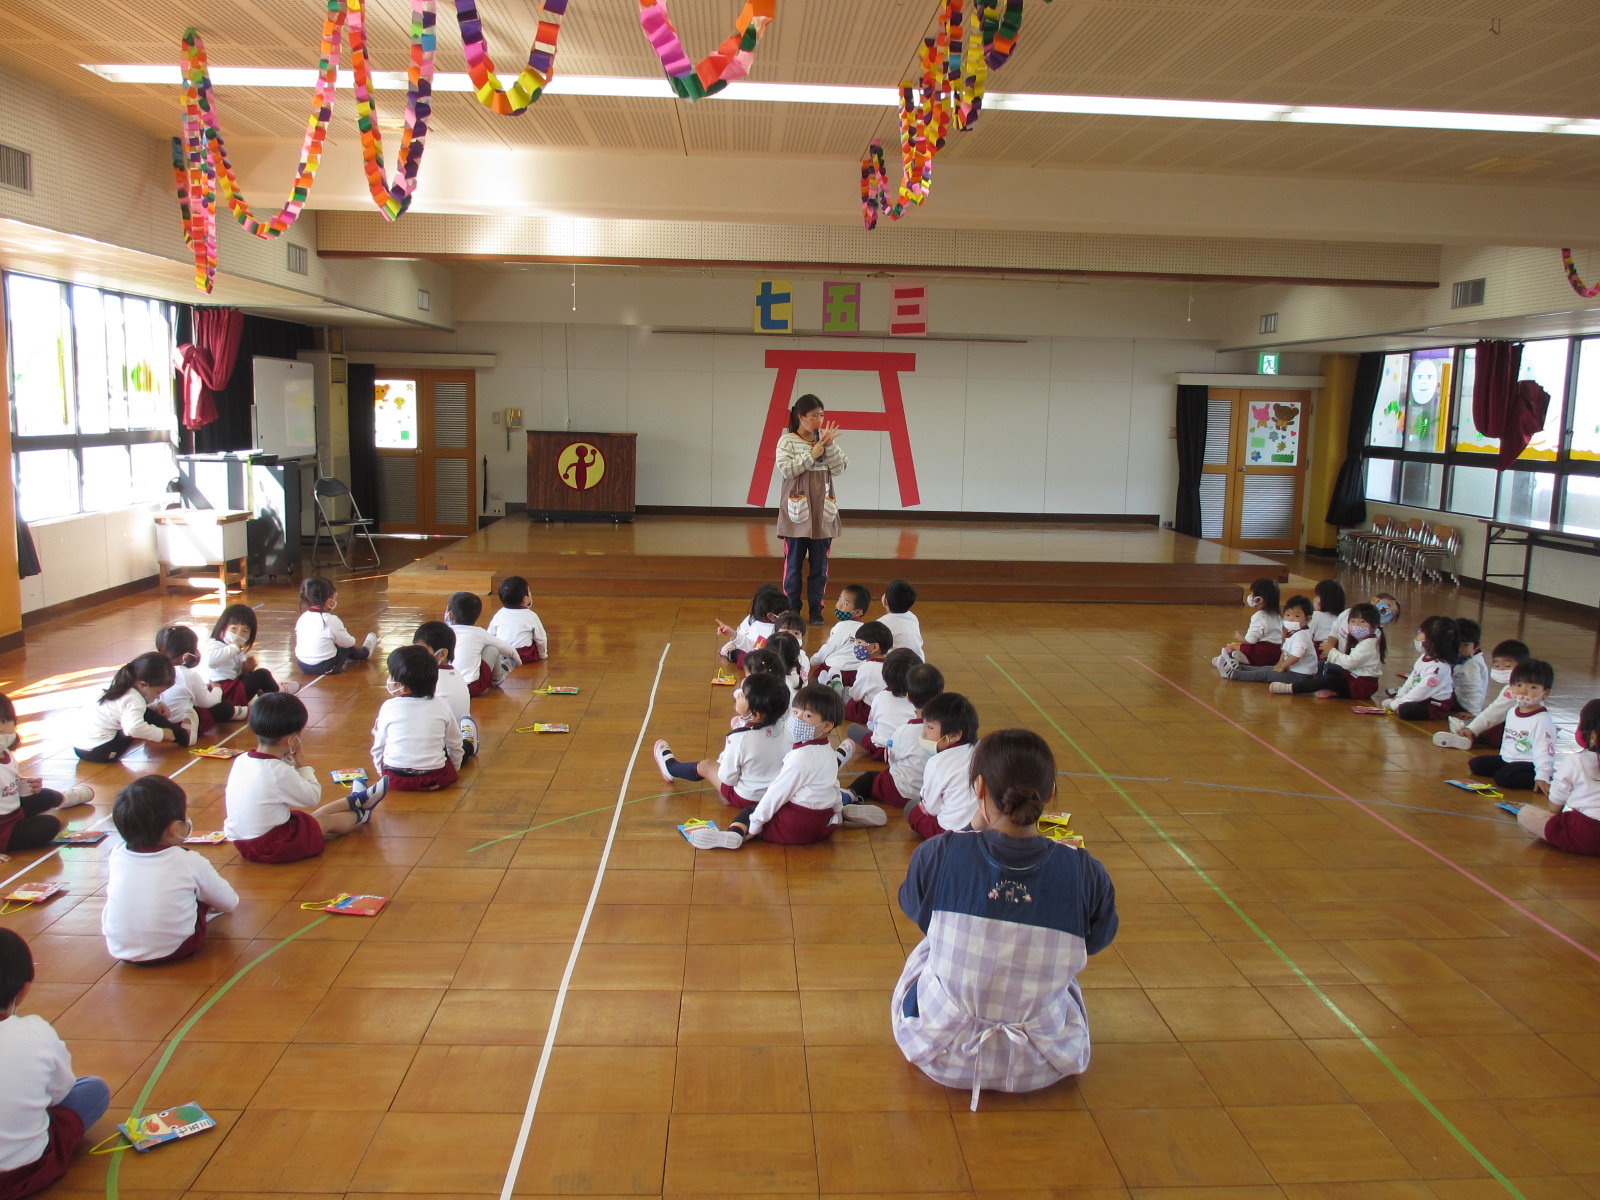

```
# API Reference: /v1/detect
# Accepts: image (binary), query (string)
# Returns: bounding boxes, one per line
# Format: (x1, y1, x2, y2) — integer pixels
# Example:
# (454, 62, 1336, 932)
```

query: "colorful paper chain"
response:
(860, 0, 1038, 230)
(637, 0, 774, 101)
(1562, 249, 1600, 299)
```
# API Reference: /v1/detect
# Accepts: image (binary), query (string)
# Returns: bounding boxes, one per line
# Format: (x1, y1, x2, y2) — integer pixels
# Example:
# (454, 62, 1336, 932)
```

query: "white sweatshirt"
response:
(1309, 609, 1338, 645)
(295, 609, 356, 664)
(102, 843, 239, 962)
(0, 1015, 76, 1171)
(878, 611, 925, 659)
(716, 722, 789, 803)
(918, 742, 979, 832)
(224, 750, 324, 841)
(1549, 751, 1600, 819)
(200, 636, 250, 682)
(75, 691, 167, 751)
(0, 750, 38, 819)
(1453, 653, 1489, 716)
(744, 741, 841, 838)
(372, 695, 464, 772)
(160, 663, 224, 727)
(816, 619, 864, 678)
(449, 624, 518, 676)
(1391, 655, 1453, 708)
(1467, 682, 1517, 737)
(434, 663, 472, 725)
(1277, 628, 1318, 675)
(720, 616, 775, 660)
(885, 718, 934, 799)
(1323, 636, 1383, 678)
(849, 659, 887, 704)
(1243, 610, 1284, 646)
(1499, 706, 1557, 782)
(868, 691, 917, 739)
(487, 607, 549, 658)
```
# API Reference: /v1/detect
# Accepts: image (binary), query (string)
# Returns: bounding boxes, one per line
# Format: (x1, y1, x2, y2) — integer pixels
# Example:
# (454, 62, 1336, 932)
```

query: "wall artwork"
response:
(821, 282, 861, 333)
(1245, 400, 1301, 466)
(754, 279, 794, 333)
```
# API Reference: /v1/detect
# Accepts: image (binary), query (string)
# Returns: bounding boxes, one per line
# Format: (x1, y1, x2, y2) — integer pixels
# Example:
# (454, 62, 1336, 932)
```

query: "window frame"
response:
(4, 271, 178, 522)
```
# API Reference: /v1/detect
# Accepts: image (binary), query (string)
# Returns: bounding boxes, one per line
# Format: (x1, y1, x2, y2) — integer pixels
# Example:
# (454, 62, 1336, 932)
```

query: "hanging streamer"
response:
(1562, 248, 1600, 299)
(637, 0, 775, 101)
(860, 0, 1041, 231)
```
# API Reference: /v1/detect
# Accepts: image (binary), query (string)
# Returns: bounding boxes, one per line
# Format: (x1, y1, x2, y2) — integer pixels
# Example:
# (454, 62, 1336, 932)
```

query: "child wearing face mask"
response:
(1466, 659, 1557, 793)
(654, 672, 790, 807)
(223, 693, 385, 864)
(1221, 595, 1318, 684)
(905, 692, 982, 839)
(846, 664, 945, 808)
(295, 577, 377, 677)
(0, 694, 93, 862)
(1308, 579, 1346, 648)
(685, 683, 885, 849)
(1217, 578, 1283, 669)
(201, 604, 296, 704)
(1268, 603, 1386, 699)
(1435, 639, 1531, 751)
(1381, 615, 1459, 721)
(372, 646, 464, 792)
(1451, 618, 1489, 717)
(1320, 591, 1401, 658)
(73, 652, 187, 761)
(414, 622, 477, 760)
(813, 584, 871, 686)
(155, 625, 245, 743)
(1508, 698, 1600, 855)
(772, 612, 812, 680)
(106, 776, 239, 961)
(843, 621, 895, 726)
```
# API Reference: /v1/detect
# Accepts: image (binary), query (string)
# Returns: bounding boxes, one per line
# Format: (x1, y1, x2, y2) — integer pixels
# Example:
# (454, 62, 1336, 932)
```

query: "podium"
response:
(526, 431, 637, 522)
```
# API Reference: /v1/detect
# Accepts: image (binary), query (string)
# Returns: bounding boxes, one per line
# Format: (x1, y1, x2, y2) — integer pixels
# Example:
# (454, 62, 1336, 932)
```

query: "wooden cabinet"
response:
(526, 431, 637, 522)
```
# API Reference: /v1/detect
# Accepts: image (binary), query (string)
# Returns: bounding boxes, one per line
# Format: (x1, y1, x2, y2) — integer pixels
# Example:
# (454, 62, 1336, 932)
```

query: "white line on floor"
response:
(497, 643, 672, 1200)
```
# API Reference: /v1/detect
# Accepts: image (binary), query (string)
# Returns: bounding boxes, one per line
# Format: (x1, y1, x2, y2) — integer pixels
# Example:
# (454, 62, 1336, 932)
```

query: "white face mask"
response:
(1414, 638, 1426, 653)
(386, 680, 405, 697)
(1490, 668, 1512, 684)
(226, 629, 248, 647)
(918, 736, 939, 754)
(0, 732, 17, 751)
(1248, 596, 1263, 608)
(1283, 620, 1303, 632)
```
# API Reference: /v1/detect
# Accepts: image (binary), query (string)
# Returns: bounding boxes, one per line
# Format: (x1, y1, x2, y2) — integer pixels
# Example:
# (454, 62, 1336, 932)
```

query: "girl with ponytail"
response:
(891, 728, 1119, 1110)
(72, 652, 184, 762)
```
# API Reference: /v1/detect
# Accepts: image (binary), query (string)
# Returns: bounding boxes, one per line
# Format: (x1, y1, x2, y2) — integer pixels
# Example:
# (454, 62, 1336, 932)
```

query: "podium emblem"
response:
(558, 442, 606, 490)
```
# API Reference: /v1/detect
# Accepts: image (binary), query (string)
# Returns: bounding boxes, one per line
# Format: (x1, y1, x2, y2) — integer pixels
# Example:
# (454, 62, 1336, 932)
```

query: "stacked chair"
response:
(1337, 514, 1460, 584)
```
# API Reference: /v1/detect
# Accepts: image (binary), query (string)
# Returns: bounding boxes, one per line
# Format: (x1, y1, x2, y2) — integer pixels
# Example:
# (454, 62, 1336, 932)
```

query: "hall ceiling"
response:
(6, 0, 1600, 187)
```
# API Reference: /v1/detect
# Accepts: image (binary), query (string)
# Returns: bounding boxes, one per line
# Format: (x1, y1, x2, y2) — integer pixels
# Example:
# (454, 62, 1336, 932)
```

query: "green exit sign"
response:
(1258, 352, 1280, 375)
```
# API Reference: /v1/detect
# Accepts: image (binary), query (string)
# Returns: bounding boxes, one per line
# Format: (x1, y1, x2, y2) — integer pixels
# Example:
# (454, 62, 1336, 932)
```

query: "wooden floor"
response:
(7, 549, 1600, 1199)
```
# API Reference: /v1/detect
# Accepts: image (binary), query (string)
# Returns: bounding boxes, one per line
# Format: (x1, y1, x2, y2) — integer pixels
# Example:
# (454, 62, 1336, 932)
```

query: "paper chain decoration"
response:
(175, 0, 770, 292)
(860, 0, 1039, 230)
(1562, 249, 1600, 299)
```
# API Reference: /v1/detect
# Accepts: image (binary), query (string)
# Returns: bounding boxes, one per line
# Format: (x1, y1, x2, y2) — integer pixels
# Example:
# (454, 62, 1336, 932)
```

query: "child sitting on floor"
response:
(1511, 698, 1600, 855)
(843, 620, 894, 725)
(293, 577, 377, 676)
(1217, 578, 1283, 669)
(1435, 639, 1530, 751)
(201, 604, 296, 705)
(716, 583, 787, 666)
(878, 579, 925, 660)
(847, 646, 921, 759)
(373, 646, 464, 791)
(1308, 579, 1345, 648)
(1381, 615, 1458, 721)
(654, 672, 790, 808)
(813, 584, 870, 685)
(1467, 659, 1556, 793)
(686, 683, 885, 849)
(445, 591, 518, 698)
(0, 929, 111, 1197)
(414, 622, 478, 759)
(104, 776, 238, 964)
(0, 694, 93, 862)
(846, 663, 945, 808)
(772, 612, 811, 679)
(1319, 591, 1401, 658)
(1452, 618, 1489, 717)
(765, 633, 805, 701)
(224, 694, 385, 864)
(1268, 602, 1386, 699)
(73, 652, 185, 761)
(905, 691, 981, 840)
(1221, 595, 1317, 685)
(156, 624, 243, 741)
(487, 575, 549, 664)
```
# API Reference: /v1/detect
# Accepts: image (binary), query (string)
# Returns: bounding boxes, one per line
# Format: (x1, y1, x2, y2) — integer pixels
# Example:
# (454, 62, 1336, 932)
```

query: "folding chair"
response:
(310, 477, 380, 571)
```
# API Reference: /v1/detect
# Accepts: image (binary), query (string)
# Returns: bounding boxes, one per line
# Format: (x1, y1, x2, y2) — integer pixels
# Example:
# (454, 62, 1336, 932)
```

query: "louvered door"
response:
(1208, 388, 1308, 552)
(371, 369, 476, 536)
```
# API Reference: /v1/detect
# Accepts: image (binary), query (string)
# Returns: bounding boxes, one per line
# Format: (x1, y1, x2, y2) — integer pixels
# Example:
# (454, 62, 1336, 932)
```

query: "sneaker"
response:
(349, 776, 389, 822)
(809, 613, 826, 627)
(1213, 654, 1235, 680)
(653, 739, 677, 784)
(1268, 682, 1294, 695)
(688, 827, 745, 850)
(278, 680, 301, 696)
(1433, 732, 1472, 750)
(835, 739, 859, 767)
(58, 784, 95, 808)
(362, 633, 378, 656)
(1448, 715, 1468, 735)
(228, 705, 251, 721)
(841, 801, 888, 827)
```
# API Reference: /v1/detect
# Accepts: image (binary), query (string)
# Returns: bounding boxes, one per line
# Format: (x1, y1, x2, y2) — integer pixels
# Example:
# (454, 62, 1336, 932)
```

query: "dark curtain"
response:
(1325, 351, 1384, 528)
(1471, 340, 1549, 468)
(1173, 384, 1208, 537)
(174, 311, 315, 453)
(15, 485, 39, 579)
(347, 363, 379, 530)
(175, 307, 244, 430)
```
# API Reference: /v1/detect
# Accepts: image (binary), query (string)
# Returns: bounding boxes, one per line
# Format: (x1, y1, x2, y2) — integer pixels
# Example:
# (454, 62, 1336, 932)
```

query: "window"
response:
(1362, 336, 1600, 536)
(4, 273, 177, 521)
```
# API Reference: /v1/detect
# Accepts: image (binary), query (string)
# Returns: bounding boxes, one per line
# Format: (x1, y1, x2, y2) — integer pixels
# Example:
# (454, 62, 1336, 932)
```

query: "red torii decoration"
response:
(746, 349, 921, 508)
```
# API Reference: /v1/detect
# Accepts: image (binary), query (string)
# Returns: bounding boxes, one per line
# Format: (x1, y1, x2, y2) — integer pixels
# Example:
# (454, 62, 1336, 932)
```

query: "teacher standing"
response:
(774, 394, 847, 626)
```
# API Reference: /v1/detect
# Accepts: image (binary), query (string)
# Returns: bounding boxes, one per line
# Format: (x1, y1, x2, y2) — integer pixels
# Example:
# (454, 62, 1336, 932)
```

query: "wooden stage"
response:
(387, 515, 1288, 604)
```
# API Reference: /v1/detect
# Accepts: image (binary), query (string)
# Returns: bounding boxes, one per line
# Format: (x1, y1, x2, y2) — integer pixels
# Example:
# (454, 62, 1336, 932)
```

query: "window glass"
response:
(1368, 353, 1409, 448)
(125, 299, 173, 431)
(72, 286, 111, 435)
(17, 450, 78, 521)
(6, 276, 73, 436)
(81, 446, 132, 513)
(1403, 349, 1452, 454)
(1448, 465, 1498, 518)
(1515, 338, 1568, 461)
(1496, 470, 1554, 527)
(1562, 476, 1600, 537)
(1456, 346, 1496, 454)
(1364, 458, 1398, 504)
(101, 292, 129, 431)
(375, 378, 419, 448)
(131, 442, 176, 501)
(1399, 461, 1443, 509)
(1572, 339, 1600, 462)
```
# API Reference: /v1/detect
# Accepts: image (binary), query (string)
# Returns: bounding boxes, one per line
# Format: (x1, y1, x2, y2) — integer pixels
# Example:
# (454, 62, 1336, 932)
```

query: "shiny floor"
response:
(5, 547, 1600, 1200)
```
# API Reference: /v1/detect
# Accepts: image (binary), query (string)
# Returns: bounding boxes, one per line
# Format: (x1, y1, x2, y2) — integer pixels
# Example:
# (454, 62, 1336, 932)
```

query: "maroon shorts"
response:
(384, 762, 459, 791)
(0, 1104, 84, 1200)
(1237, 642, 1282, 667)
(754, 802, 836, 846)
(196, 707, 217, 734)
(1347, 676, 1379, 701)
(233, 810, 326, 864)
(217, 678, 249, 707)
(127, 902, 210, 965)
(1544, 808, 1600, 856)
(719, 782, 747, 806)
(466, 661, 494, 698)
(1475, 722, 1505, 749)
(906, 803, 944, 840)
(517, 646, 543, 664)
(843, 698, 871, 725)
(860, 730, 886, 762)
(870, 769, 914, 808)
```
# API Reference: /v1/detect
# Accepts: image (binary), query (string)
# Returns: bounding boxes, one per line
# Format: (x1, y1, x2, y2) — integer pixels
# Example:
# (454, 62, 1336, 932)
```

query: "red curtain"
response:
(175, 307, 244, 431)
(1470, 339, 1550, 469)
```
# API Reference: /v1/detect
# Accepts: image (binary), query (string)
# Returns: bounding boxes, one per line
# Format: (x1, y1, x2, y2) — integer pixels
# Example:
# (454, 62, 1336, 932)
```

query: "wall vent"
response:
(286, 243, 309, 275)
(1451, 278, 1486, 308)
(0, 143, 31, 192)
(416, 288, 432, 312)
(1258, 312, 1278, 335)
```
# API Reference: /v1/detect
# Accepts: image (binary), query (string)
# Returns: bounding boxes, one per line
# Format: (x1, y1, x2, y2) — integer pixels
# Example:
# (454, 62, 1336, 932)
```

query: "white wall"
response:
(21, 506, 160, 614)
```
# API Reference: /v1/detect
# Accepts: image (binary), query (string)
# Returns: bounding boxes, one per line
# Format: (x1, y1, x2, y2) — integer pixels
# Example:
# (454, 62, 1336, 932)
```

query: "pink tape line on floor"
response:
(1128, 655, 1600, 969)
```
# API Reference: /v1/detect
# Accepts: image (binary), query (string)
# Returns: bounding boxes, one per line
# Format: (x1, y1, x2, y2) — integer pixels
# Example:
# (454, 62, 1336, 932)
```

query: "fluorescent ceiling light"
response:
(81, 63, 1600, 136)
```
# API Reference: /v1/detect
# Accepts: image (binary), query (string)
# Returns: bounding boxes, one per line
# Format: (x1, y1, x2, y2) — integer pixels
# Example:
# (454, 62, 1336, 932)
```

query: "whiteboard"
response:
(251, 357, 317, 459)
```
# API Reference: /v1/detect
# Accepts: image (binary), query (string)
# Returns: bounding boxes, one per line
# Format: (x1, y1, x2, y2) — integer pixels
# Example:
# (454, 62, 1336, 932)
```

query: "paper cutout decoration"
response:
(890, 285, 928, 337)
(638, 0, 775, 100)
(1243, 399, 1301, 465)
(119, 1103, 217, 1152)
(821, 282, 861, 333)
(755, 280, 794, 333)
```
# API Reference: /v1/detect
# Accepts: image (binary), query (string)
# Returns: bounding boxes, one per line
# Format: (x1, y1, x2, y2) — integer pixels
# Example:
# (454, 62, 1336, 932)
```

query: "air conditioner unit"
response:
(296, 351, 350, 535)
